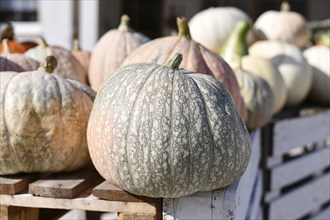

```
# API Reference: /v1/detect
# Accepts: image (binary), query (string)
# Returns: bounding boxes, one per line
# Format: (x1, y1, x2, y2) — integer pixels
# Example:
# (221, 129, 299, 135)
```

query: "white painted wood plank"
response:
(247, 171, 263, 220)
(310, 206, 330, 220)
(0, 193, 156, 214)
(273, 110, 330, 156)
(269, 173, 330, 219)
(271, 147, 330, 190)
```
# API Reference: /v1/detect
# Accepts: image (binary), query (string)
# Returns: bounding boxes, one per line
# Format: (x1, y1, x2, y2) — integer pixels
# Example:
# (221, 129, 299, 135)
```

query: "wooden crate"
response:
(261, 108, 330, 220)
(0, 164, 162, 220)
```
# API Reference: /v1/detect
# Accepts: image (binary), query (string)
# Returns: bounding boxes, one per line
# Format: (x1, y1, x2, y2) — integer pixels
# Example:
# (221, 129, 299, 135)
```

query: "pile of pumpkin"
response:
(1, 0, 329, 198)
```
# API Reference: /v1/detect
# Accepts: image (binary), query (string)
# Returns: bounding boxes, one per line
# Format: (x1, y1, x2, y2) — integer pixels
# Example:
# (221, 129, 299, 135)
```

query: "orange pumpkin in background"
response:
(0, 23, 26, 54)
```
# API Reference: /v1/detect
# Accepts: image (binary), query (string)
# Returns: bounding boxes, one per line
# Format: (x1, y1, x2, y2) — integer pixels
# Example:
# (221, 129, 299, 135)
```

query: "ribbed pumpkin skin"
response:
(88, 29, 149, 91)
(87, 63, 251, 198)
(122, 37, 247, 122)
(235, 69, 274, 130)
(249, 41, 312, 107)
(25, 45, 88, 84)
(0, 71, 95, 175)
(1, 53, 39, 71)
(303, 46, 330, 105)
(0, 57, 23, 72)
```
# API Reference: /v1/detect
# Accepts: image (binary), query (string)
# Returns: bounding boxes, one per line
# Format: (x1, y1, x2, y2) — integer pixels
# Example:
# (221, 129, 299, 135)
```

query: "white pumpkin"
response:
(303, 46, 330, 105)
(189, 7, 255, 53)
(249, 41, 312, 107)
(253, 1, 310, 49)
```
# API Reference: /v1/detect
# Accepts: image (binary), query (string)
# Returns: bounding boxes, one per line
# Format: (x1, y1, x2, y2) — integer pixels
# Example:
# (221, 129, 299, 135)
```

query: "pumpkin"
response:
(25, 38, 88, 84)
(188, 7, 255, 54)
(253, 1, 310, 49)
(221, 21, 275, 129)
(0, 57, 23, 72)
(303, 46, 330, 105)
(0, 56, 95, 175)
(87, 53, 251, 198)
(249, 41, 312, 107)
(88, 14, 150, 91)
(220, 20, 287, 114)
(0, 23, 26, 54)
(122, 17, 247, 122)
(72, 34, 91, 72)
(1, 39, 40, 71)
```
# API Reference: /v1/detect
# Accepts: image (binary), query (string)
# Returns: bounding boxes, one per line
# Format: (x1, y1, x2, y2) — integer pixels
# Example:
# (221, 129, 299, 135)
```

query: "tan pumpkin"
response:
(88, 14, 150, 91)
(122, 17, 247, 122)
(253, 1, 310, 49)
(25, 38, 88, 84)
(249, 41, 312, 107)
(0, 56, 95, 175)
(1, 39, 39, 71)
(303, 46, 330, 105)
(188, 7, 255, 53)
(0, 23, 26, 54)
(72, 34, 91, 73)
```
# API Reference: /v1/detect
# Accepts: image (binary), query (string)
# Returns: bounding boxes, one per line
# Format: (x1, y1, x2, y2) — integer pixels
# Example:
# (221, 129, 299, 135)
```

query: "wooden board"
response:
(0, 173, 39, 195)
(29, 169, 102, 199)
(269, 173, 330, 220)
(246, 171, 263, 220)
(310, 206, 330, 220)
(272, 110, 329, 157)
(270, 147, 330, 190)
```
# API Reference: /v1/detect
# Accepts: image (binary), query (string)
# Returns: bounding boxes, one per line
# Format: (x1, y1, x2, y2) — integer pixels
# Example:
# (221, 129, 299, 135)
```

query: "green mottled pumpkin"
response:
(0, 56, 95, 175)
(87, 53, 251, 198)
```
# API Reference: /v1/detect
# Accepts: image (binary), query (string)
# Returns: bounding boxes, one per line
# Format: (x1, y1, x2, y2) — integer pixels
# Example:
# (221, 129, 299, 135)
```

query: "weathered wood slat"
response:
(29, 169, 102, 199)
(0, 193, 156, 214)
(0, 173, 39, 195)
(246, 171, 263, 220)
(310, 206, 330, 220)
(270, 147, 330, 190)
(269, 173, 330, 219)
(272, 110, 329, 156)
(93, 181, 161, 204)
(0, 205, 39, 220)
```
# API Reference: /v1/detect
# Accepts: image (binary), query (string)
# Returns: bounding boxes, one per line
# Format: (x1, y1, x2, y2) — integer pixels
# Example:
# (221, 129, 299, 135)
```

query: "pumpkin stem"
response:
(38, 55, 58, 73)
(39, 37, 49, 48)
(1, 39, 11, 54)
(280, 1, 291, 12)
(72, 32, 81, 51)
(167, 53, 183, 70)
(1, 22, 14, 41)
(177, 17, 192, 39)
(118, 14, 131, 31)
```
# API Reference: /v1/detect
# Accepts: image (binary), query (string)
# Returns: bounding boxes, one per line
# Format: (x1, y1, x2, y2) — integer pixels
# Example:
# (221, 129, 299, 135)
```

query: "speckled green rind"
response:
(234, 69, 274, 130)
(0, 71, 95, 175)
(87, 63, 251, 198)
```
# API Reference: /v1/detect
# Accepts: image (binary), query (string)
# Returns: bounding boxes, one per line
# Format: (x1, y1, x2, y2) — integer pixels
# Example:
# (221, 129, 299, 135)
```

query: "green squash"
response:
(87, 53, 251, 198)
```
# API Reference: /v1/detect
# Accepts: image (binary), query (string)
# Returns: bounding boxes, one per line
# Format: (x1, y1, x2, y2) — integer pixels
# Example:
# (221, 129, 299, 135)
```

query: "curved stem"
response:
(118, 14, 131, 31)
(167, 53, 183, 70)
(281, 1, 291, 12)
(39, 37, 48, 48)
(177, 17, 192, 39)
(1, 39, 11, 54)
(1, 23, 14, 41)
(73, 32, 81, 51)
(38, 55, 58, 73)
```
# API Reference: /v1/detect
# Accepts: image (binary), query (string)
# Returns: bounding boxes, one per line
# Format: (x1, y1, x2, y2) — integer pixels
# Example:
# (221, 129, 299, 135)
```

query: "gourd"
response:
(221, 20, 275, 129)
(87, 53, 251, 198)
(253, 1, 310, 49)
(188, 7, 255, 53)
(25, 38, 88, 84)
(1, 39, 40, 71)
(0, 23, 26, 53)
(0, 57, 23, 72)
(71, 33, 91, 72)
(249, 41, 312, 107)
(88, 14, 150, 91)
(303, 46, 330, 105)
(0, 56, 95, 175)
(122, 17, 247, 122)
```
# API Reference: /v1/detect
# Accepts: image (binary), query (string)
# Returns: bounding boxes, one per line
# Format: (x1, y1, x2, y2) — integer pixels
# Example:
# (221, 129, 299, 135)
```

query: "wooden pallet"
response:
(0, 163, 162, 220)
(261, 109, 330, 220)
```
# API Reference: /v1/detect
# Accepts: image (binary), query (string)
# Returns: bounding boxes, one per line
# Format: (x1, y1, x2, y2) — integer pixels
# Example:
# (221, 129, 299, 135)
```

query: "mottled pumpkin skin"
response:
(88, 29, 149, 91)
(0, 71, 95, 175)
(72, 50, 91, 73)
(87, 63, 251, 198)
(0, 57, 23, 72)
(1, 53, 39, 71)
(235, 69, 274, 130)
(122, 36, 247, 122)
(25, 45, 88, 84)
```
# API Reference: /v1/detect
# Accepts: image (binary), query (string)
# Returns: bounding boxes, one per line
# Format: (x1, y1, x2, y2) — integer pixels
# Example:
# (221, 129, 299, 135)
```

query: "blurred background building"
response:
(0, 0, 329, 50)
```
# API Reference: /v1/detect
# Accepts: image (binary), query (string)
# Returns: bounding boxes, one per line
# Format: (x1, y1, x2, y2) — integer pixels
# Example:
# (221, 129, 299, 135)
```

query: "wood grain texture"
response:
(0, 173, 39, 195)
(0, 205, 39, 220)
